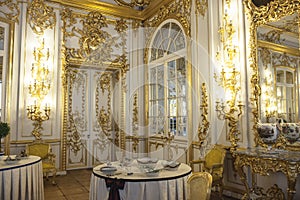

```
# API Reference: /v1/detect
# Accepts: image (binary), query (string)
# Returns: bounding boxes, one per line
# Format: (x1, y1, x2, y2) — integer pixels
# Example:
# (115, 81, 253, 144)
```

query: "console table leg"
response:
(287, 176, 296, 200)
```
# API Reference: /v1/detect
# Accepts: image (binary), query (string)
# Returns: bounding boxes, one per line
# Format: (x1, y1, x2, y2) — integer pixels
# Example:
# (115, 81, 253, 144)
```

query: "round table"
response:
(89, 160, 192, 200)
(0, 155, 44, 200)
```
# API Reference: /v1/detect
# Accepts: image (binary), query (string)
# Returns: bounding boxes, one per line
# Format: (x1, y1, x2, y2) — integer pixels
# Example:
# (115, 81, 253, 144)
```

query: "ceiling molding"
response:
(48, 0, 174, 20)
(48, 0, 143, 20)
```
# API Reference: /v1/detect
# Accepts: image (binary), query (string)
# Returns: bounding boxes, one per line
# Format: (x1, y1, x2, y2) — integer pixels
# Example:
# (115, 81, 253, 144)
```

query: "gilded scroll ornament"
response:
(234, 149, 300, 200)
(0, 0, 20, 23)
(67, 115, 83, 155)
(195, 0, 208, 17)
(96, 73, 112, 138)
(114, 0, 150, 8)
(115, 18, 128, 33)
(65, 68, 84, 154)
(27, 0, 56, 35)
(126, 93, 139, 152)
(144, 0, 191, 39)
(196, 83, 210, 147)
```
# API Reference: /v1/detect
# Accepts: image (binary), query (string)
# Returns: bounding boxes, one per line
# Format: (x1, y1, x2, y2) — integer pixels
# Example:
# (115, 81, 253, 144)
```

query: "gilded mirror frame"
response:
(244, 0, 300, 150)
(0, 17, 14, 154)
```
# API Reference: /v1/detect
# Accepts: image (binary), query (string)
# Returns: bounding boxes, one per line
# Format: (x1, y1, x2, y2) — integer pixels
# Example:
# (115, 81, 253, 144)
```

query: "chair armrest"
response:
(211, 163, 223, 169)
(45, 151, 56, 164)
(189, 159, 205, 165)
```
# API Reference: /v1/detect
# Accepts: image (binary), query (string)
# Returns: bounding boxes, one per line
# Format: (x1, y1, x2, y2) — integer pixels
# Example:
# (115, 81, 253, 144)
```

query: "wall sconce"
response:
(26, 38, 51, 140)
(214, 1, 244, 151)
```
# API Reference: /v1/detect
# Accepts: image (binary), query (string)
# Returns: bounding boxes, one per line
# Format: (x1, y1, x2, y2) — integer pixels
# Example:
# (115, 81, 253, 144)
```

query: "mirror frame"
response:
(244, 0, 300, 150)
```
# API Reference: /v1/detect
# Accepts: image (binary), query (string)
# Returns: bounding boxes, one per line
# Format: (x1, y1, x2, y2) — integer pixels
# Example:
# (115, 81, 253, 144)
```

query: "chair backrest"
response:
(187, 172, 212, 200)
(204, 145, 226, 169)
(27, 142, 50, 160)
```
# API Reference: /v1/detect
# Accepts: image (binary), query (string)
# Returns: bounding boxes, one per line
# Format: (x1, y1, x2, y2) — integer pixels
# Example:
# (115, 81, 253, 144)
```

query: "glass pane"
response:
(276, 70, 284, 83)
(177, 78, 186, 96)
(150, 68, 156, 83)
(150, 48, 157, 62)
(157, 48, 164, 59)
(168, 80, 176, 97)
(161, 23, 169, 40)
(149, 117, 156, 134)
(157, 65, 164, 84)
(162, 39, 169, 53)
(157, 100, 164, 116)
(149, 101, 157, 117)
(286, 87, 294, 100)
(276, 86, 283, 98)
(169, 98, 176, 116)
(150, 84, 156, 100)
(168, 60, 175, 79)
(177, 97, 187, 116)
(169, 117, 176, 133)
(286, 71, 293, 84)
(176, 57, 186, 78)
(158, 84, 164, 99)
(170, 22, 179, 35)
(175, 30, 185, 50)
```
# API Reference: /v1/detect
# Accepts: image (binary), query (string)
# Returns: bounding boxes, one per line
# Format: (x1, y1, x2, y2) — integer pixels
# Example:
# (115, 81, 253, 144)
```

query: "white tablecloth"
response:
(90, 160, 191, 200)
(0, 155, 44, 200)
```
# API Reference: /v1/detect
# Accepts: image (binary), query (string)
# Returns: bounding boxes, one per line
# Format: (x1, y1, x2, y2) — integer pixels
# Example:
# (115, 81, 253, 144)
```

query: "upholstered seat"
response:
(26, 141, 57, 185)
(187, 171, 212, 200)
(190, 144, 226, 197)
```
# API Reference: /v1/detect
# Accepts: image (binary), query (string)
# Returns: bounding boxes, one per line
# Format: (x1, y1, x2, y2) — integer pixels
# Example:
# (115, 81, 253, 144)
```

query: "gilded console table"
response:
(234, 148, 300, 200)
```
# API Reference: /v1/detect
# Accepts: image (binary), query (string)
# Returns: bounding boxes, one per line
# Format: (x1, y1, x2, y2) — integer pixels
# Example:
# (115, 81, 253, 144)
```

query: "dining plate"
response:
(100, 166, 117, 175)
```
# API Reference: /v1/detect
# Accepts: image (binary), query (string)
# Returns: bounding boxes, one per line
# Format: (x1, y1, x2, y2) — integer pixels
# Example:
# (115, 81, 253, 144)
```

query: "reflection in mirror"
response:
(244, 0, 300, 149)
(257, 12, 299, 124)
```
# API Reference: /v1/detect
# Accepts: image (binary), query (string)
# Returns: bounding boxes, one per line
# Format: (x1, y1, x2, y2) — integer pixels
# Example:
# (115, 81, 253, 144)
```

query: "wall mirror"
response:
(244, 0, 300, 150)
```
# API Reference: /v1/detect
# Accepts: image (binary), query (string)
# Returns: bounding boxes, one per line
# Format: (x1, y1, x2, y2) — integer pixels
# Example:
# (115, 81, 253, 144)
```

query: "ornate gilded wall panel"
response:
(65, 68, 88, 168)
(61, 7, 129, 168)
(0, 0, 20, 23)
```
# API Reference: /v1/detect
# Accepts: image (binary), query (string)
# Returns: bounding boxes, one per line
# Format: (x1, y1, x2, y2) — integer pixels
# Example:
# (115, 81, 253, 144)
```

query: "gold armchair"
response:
(187, 171, 212, 200)
(26, 141, 57, 185)
(190, 144, 226, 197)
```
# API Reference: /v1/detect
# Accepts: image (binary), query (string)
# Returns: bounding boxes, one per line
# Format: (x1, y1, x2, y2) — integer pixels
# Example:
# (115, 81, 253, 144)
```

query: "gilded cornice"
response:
(48, 0, 174, 20)
(258, 40, 300, 56)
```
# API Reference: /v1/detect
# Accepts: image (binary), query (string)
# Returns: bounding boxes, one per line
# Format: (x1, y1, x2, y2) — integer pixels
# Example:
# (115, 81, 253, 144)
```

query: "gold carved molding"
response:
(144, 0, 191, 38)
(243, 0, 300, 149)
(27, 0, 56, 35)
(0, 0, 20, 23)
(195, 83, 210, 147)
(195, 0, 208, 17)
(234, 149, 299, 200)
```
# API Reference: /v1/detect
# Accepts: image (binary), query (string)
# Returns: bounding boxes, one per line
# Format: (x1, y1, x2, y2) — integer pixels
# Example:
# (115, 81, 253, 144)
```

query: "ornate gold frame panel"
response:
(60, 8, 129, 169)
(244, 0, 300, 150)
(0, 17, 15, 154)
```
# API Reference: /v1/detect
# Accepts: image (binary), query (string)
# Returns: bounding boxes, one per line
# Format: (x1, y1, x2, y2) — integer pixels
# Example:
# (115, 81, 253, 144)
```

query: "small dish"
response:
(137, 157, 158, 164)
(100, 166, 117, 176)
(145, 169, 160, 177)
(163, 161, 180, 171)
